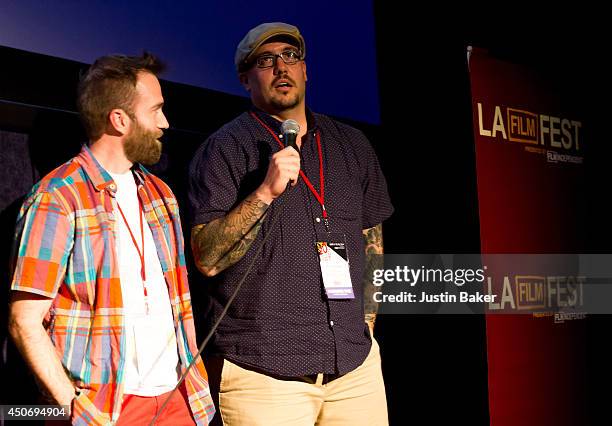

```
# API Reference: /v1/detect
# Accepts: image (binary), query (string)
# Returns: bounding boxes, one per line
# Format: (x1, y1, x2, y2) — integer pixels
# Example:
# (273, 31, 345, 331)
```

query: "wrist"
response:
(58, 387, 78, 406)
(254, 186, 274, 205)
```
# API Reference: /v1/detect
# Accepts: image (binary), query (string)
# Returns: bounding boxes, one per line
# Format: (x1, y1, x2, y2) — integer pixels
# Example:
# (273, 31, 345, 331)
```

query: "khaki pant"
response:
(207, 337, 388, 426)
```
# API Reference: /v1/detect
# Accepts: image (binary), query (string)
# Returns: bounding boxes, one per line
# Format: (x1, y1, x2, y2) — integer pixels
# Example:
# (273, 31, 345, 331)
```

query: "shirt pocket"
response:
(329, 195, 362, 233)
(327, 170, 363, 226)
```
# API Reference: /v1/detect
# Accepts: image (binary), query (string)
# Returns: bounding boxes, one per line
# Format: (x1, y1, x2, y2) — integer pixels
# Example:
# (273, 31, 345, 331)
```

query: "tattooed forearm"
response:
(363, 224, 384, 326)
(191, 193, 269, 277)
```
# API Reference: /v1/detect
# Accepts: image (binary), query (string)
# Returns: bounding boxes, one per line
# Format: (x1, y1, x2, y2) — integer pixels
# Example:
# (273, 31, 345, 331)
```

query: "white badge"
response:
(316, 234, 355, 299)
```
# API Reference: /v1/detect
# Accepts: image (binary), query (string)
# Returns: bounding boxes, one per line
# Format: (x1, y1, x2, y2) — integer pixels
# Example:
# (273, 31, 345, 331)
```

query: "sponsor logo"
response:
(476, 102, 583, 164)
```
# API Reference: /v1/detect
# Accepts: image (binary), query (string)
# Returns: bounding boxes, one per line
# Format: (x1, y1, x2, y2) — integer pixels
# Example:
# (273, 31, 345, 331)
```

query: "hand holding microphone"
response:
(254, 119, 301, 203)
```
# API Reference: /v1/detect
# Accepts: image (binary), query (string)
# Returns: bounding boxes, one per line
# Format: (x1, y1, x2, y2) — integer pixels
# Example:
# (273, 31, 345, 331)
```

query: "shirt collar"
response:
(250, 106, 320, 135)
(76, 144, 148, 194)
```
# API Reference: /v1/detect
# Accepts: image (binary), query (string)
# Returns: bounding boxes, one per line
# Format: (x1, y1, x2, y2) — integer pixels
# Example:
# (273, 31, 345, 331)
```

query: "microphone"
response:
(281, 119, 300, 190)
(281, 119, 300, 151)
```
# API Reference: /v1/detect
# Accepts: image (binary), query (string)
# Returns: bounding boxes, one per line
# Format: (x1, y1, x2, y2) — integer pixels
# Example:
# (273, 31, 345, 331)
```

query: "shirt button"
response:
(316, 217, 321, 223)
(330, 320, 334, 326)
(109, 184, 116, 190)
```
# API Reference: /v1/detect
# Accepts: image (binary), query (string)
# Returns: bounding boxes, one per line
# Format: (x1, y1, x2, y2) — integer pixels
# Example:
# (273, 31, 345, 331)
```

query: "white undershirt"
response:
(109, 170, 179, 396)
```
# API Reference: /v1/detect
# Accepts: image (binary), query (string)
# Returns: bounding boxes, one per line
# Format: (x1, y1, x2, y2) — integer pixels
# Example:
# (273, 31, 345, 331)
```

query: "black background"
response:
(1, 5, 610, 425)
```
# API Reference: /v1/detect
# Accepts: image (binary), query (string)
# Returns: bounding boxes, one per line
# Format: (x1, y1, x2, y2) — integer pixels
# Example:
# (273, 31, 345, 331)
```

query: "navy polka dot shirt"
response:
(188, 109, 393, 376)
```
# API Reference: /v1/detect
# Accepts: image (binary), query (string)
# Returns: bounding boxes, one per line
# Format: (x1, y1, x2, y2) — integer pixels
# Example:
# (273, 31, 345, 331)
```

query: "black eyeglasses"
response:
(252, 49, 302, 69)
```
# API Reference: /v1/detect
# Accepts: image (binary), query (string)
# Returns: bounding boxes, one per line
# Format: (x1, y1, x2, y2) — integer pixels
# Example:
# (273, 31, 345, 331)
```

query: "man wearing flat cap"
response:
(188, 22, 393, 425)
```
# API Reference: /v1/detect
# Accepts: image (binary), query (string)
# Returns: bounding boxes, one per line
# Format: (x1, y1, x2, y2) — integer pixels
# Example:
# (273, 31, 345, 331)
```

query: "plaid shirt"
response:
(11, 146, 215, 425)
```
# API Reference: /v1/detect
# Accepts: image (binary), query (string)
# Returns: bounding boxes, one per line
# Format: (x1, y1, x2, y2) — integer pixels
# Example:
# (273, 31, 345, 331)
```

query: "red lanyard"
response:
(116, 197, 149, 312)
(250, 112, 329, 228)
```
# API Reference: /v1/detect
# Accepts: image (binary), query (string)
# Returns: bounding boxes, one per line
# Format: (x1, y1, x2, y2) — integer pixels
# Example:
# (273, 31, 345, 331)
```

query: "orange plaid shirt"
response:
(11, 146, 215, 425)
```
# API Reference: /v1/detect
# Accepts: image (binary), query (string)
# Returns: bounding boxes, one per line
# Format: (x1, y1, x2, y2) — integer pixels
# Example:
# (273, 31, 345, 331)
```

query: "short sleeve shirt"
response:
(11, 146, 215, 425)
(189, 109, 393, 377)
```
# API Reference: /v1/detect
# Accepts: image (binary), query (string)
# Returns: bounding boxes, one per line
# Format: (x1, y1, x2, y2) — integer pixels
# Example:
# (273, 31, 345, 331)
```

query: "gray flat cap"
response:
(235, 22, 306, 72)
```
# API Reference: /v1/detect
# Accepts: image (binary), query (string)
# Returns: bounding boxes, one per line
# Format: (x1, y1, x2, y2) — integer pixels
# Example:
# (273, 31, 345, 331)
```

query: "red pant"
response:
(116, 385, 196, 426)
(46, 385, 195, 425)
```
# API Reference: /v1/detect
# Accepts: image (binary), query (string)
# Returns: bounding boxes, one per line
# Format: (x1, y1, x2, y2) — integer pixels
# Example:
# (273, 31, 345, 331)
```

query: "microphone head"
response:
(281, 119, 300, 135)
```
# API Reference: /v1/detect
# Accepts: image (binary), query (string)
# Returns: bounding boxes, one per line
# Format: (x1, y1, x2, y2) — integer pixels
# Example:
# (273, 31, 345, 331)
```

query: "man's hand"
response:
(8, 291, 76, 406)
(363, 224, 383, 336)
(365, 313, 377, 335)
(191, 146, 300, 277)
(255, 146, 300, 204)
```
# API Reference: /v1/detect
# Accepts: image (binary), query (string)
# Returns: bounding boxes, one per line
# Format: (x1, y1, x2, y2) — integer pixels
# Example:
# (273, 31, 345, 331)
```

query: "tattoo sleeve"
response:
(191, 193, 269, 276)
(363, 223, 384, 326)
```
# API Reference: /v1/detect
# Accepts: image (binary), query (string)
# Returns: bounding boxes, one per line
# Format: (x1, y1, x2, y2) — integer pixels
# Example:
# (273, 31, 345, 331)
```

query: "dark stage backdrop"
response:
(373, 6, 608, 426)
(1, 7, 610, 425)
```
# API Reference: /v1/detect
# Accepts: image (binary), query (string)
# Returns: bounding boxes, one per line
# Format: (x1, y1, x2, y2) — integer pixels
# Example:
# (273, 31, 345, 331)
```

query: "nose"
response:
(158, 110, 169, 130)
(273, 54, 289, 75)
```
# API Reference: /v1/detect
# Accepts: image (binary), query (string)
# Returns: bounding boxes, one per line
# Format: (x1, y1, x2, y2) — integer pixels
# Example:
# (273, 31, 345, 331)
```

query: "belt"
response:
(288, 372, 344, 385)
(217, 357, 345, 385)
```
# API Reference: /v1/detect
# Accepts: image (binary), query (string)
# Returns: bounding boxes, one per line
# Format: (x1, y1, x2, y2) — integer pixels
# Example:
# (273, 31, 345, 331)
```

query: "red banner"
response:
(469, 47, 587, 426)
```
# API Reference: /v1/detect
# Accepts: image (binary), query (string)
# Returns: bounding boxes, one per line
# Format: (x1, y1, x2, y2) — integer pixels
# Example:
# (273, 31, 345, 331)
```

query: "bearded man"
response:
(8, 53, 215, 426)
(189, 23, 392, 425)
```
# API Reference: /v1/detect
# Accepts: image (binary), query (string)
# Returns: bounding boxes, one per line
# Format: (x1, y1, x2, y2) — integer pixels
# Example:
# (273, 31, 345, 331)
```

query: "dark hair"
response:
(77, 52, 165, 140)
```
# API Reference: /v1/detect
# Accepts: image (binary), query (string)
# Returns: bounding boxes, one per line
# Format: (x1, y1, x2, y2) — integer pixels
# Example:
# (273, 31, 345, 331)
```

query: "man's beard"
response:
(269, 92, 301, 111)
(123, 119, 163, 166)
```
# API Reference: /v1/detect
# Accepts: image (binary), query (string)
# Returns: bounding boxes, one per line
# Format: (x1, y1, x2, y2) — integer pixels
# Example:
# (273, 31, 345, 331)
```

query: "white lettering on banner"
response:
(478, 102, 491, 137)
(492, 106, 507, 139)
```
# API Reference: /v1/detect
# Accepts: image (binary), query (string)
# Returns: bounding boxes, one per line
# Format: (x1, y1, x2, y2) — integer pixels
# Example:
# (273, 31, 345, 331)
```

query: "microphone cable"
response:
(149, 178, 296, 426)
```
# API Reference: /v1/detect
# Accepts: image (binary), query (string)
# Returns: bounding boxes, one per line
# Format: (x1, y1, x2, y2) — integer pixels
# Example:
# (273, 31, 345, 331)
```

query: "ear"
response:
(108, 109, 131, 136)
(302, 61, 308, 82)
(239, 73, 251, 92)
